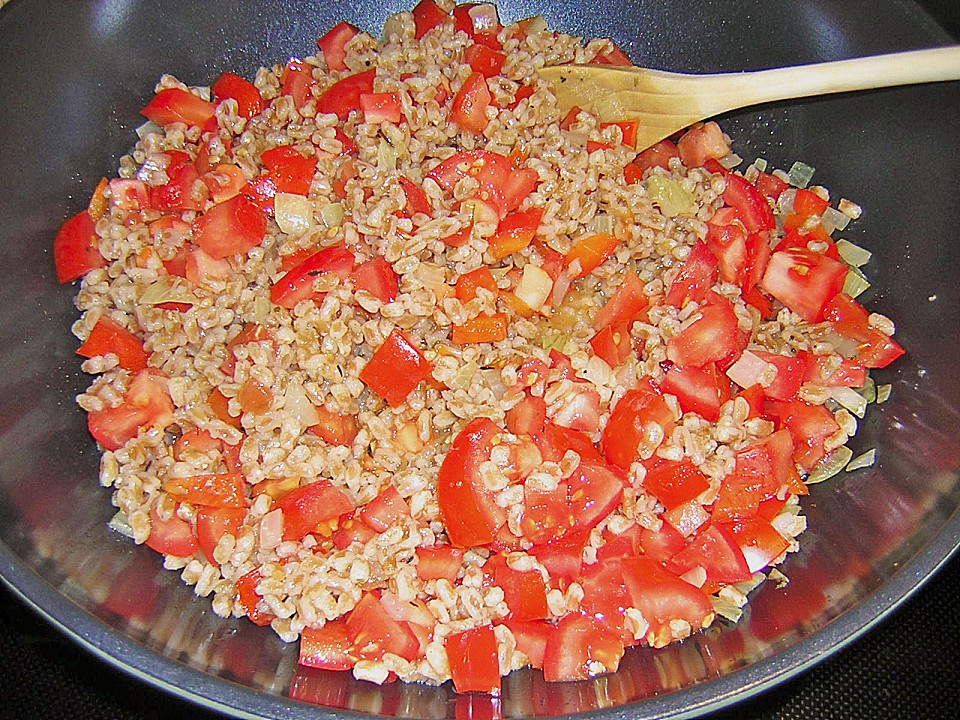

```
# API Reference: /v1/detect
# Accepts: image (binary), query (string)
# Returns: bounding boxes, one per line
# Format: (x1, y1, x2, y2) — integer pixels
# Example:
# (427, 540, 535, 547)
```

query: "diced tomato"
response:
(589, 323, 632, 368)
(487, 208, 543, 261)
(666, 299, 745, 369)
(446, 625, 501, 695)
(521, 484, 574, 545)
(141, 87, 216, 128)
(260, 145, 317, 195)
(200, 163, 247, 204)
(212, 71, 264, 119)
(590, 40, 633, 66)
(455, 266, 498, 304)
(164, 472, 245, 509)
(427, 149, 537, 218)
(53, 209, 105, 283)
(676, 121, 730, 168)
(485, 554, 549, 621)
(359, 328, 432, 407)
(270, 244, 356, 308)
(724, 517, 791, 573)
(633, 139, 681, 175)
(451, 71, 492, 134)
(109, 178, 150, 211)
(664, 241, 718, 308)
(599, 120, 638, 147)
(800, 351, 867, 388)
(317, 21, 359, 73)
(721, 172, 776, 233)
(193, 194, 266, 260)
(712, 444, 780, 522)
(275, 480, 355, 541)
(415, 545, 464, 582)
(765, 399, 841, 471)
(750, 350, 805, 401)
(235, 568, 273, 626)
(299, 618, 354, 671)
(642, 458, 710, 511)
(76, 316, 149, 372)
(148, 153, 204, 212)
(528, 534, 585, 589)
(568, 462, 625, 533)
(412, 0, 449, 38)
(454, 3, 502, 42)
(542, 613, 625, 682)
(316, 68, 376, 120)
(240, 173, 278, 214)
(705, 221, 748, 284)
(760, 247, 848, 323)
(360, 484, 410, 533)
(505, 393, 547, 437)
(305, 405, 359, 447)
(196, 506, 246, 566)
(565, 233, 619, 278)
(437, 417, 502, 547)
(398, 176, 431, 217)
(330, 512, 377, 550)
(347, 592, 420, 663)
(501, 619, 551, 669)
(236, 376, 273, 416)
(350, 257, 399, 304)
(281, 58, 316, 109)
(452, 312, 509, 344)
(465, 43, 506, 78)
(87, 369, 174, 451)
(577, 560, 631, 641)
(755, 428, 806, 496)
(360, 92, 403, 124)
(592, 272, 648, 331)
(638, 521, 686, 563)
(207, 387, 241, 429)
(755, 171, 789, 203)
(664, 498, 711, 538)
(601, 380, 675, 471)
(668, 523, 752, 586)
(619, 556, 714, 648)
(144, 503, 198, 557)
(660, 361, 730, 422)
(791, 187, 830, 218)
(823, 293, 905, 369)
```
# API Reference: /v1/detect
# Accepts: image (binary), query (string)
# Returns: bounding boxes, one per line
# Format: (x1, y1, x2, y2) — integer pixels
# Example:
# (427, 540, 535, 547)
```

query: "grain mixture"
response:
(59, 0, 903, 694)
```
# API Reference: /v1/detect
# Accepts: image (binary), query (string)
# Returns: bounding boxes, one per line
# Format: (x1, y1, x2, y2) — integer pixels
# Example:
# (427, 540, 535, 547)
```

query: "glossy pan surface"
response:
(0, 1, 958, 718)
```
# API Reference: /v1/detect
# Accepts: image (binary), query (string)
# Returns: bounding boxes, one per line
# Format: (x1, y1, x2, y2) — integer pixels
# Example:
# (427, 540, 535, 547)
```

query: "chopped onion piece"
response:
(752, 157, 768, 173)
(806, 446, 853, 485)
(643, 175, 696, 217)
(836, 238, 872, 267)
(319, 202, 345, 229)
(377, 137, 398, 172)
(108, 511, 136, 539)
(777, 188, 796, 214)
(253, 295, 271, 325)
(726, 349, 776, 389)
(275, 193, 313, 235)
(515, 264, 553, 311)
(140, 278, 197, 306)
(136, 120, 162, 139)
(838, 197, 862, 220)
(468, 3, 500, 33)
(857, 376, 877, 403)
(845, 448, 876, 472)
(591, 213, 614, 236)
(876, 384, 892, 404)
(283, 379, 320, 427)
(820, 206, 852, 235)
(480, 368, 507, 400)
(842, 267, 871, 299)
(830, 385, 868, 418)
(718, 152, 742, 170)
(786, 161, 815, 188)
(453, 360, 480, 390)
(539, 331, 569, 354)
(680, 565, 707, 588)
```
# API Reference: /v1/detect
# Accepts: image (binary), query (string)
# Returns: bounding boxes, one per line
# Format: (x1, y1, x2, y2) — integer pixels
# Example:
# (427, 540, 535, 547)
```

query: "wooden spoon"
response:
(537, 46, 960, 150)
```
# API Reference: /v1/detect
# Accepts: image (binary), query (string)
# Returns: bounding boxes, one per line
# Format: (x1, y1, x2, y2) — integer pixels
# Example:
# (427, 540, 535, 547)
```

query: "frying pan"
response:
(1, 1, 958, 718)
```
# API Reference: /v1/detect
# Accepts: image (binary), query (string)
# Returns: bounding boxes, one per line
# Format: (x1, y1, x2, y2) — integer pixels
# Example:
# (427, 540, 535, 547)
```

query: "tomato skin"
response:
(633, 139, 681, 175)
(145, 504, 199, 557)
(427, 149, 537, 218)
(760, 247, 848, 323)
(317, 21, 359, 72)
(54, 209, 105, 284)
(397, 176, 431, 217)
(504, 392, 546, 437)
(316, 68, 376, 120)
(487, 207, 543, 260)
(664, 241, 718, 308)
(76, 316, 149, 372)
(446, 625, 501, 695)
(141, 88, 216, 127)
(751, 350, 806, 401)
(451, 71, 492, 134)
(270, 244, 356, 309)
(455, 266, 498, 304)
(437, 417, 500, 547)
(275, 480, 355, 542)
(542, 613, 625, 682)
(665, 299, 745, 369)
(501, 619, 551, 669)
(196, 506, 246, 566)
(724, 517, 791, 573)
(87, 369, 174, 451)
(299, 618, 354, 671)
(358, 328, 433, 407)
(194, 194, 267, 260)
(620, 556, 714, 648)
(601, 380, 675, 471)
(589, 323, 632, 368)
(211, 71, 264, 119)
(568, 462, 625, 534)
(260, 146, 317, 195)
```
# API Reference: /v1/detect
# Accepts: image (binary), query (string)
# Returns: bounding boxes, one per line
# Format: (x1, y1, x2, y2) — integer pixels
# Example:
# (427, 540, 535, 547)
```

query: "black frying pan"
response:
(0, 1, 958, 718)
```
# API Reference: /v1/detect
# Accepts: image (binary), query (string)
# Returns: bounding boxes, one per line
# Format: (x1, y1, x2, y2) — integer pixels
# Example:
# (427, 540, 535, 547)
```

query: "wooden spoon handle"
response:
(695, 46, 960, 115)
